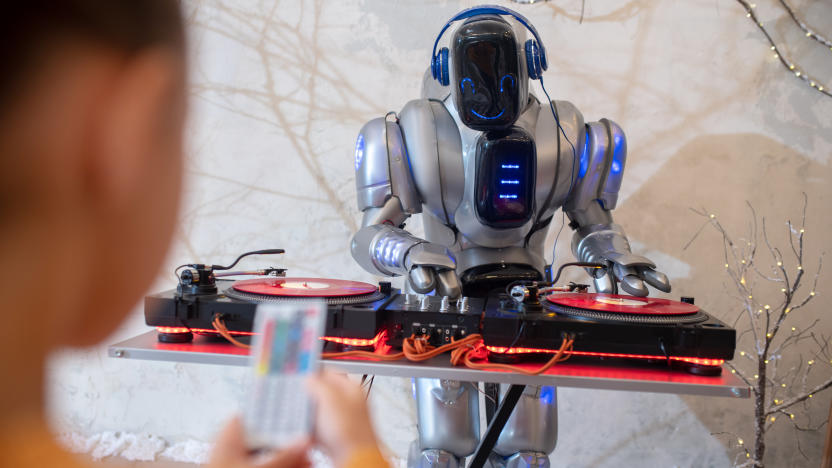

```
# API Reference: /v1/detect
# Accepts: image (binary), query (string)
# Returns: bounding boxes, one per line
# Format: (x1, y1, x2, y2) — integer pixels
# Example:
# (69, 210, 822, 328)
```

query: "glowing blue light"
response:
(500, 74, 515, 93)
(500, 180, 519, 184)
(540, 386, 555, 405)
(354, 134, 365, 170)
(471, 108, 505, 120)
(611, 131, 625, 174)
(501, 164, 520, 169)
(381, 241, 401, 265)
(499, 194, 518, 199)
(578, 137, 589, 179)
(460, 78, 475, 94)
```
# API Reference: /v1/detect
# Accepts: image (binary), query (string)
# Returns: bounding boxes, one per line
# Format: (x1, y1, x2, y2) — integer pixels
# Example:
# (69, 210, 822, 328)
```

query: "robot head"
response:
(450, 16, 527, 131)
(430, 6, 548, 131)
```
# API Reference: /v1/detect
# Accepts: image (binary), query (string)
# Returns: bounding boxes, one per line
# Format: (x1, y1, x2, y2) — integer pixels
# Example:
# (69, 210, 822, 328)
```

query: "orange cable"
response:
(212, 316, 252, 349)
(211, 313, 576, 375)
(458, 338, 574, 376)
(322, 332, 574, 376)
(321, 349, 405, 360)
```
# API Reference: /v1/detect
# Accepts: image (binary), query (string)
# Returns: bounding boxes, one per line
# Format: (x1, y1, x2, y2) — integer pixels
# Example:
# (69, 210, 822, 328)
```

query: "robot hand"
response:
(405, 243, 462, 298)
(352, 224, 461, 298)
(573, 225, 671, 297)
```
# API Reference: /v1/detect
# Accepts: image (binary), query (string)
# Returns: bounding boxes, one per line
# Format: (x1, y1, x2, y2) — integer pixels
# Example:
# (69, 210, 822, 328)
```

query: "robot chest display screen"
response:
(475, 128, 536, 228)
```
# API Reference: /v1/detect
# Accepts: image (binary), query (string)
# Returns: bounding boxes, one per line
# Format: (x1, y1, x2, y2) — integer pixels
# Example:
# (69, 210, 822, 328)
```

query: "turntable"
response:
(480, 290, 735, 375)
(145, 249, 395, 345)
(144, 249, 735, 375)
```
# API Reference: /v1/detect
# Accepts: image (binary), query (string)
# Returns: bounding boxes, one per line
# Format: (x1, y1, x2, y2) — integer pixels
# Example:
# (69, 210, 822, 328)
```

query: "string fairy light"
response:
(735, 0, 831, 98)
(776, 0, 832, 49)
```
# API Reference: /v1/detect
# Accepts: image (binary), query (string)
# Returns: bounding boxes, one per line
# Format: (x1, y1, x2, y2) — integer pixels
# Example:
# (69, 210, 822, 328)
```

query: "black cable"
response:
(174, 249, 285, 287)
(549, 262, 606, 286)
(504, 262, 606, 297)
(212, 249, 285, 271)
(493, 322, 527, 355)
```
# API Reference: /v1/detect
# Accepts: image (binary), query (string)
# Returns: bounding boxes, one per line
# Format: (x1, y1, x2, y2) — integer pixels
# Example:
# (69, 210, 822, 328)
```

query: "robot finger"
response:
(619, 274, 649, 297)
(641, 268, 671, 293)
(592, 272, 616, 294)
(409, 266, 436, 293)
(435, 269, 462, 299)
(612, 263, 638, 282)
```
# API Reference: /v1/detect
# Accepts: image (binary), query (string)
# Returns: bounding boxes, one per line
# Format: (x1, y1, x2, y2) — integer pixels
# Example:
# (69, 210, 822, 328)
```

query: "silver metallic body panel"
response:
(494, 385, 557, 456)
(415, 379, 480, 457)
(399, 100, 464, 224)
(355, 117, 421, 213)
(534, 101, 584, 221)
(455, 247, 547, 279)
(564, 119, 625, 213)
(354, 118, 392, 211)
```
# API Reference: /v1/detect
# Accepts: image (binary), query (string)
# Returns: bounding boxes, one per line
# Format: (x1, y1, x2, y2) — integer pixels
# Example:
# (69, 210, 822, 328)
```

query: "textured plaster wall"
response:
(47, 1, 832, 467)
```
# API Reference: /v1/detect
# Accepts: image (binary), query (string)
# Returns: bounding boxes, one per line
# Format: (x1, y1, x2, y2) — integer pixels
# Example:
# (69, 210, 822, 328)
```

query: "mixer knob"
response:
(459, 297, 470, 313)
(420, 295, 431, 311)
(440, 296, 451, 312)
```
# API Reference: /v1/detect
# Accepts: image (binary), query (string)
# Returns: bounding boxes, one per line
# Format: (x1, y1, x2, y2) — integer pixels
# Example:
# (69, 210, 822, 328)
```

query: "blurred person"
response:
(0, 2, 387, 467)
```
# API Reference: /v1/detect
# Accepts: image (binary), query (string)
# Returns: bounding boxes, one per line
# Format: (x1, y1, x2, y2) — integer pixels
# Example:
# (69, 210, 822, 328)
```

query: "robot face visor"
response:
(452, 19, 521, 130)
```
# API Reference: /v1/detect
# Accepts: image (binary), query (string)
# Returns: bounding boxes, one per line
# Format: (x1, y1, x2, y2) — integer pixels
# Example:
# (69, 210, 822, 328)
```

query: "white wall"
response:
(48, 1, 832, 466)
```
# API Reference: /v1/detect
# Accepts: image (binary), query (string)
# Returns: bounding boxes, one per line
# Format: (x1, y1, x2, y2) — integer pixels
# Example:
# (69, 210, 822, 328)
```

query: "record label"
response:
(232, 277, 378, 298)
(546, 293, 699, 315)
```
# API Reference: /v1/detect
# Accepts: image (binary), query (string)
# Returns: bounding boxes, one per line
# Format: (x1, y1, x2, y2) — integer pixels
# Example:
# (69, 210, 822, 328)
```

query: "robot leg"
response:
(490, 385, 557, 468)
(408, 378, 480, 468)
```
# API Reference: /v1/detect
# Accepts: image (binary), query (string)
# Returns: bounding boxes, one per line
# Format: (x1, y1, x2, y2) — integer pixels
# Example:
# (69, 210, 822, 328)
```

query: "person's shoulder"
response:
(0, 422, 96, 468)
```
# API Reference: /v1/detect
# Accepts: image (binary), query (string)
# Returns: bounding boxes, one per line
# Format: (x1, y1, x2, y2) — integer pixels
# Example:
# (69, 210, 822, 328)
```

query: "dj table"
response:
(110, 331, 750, 467)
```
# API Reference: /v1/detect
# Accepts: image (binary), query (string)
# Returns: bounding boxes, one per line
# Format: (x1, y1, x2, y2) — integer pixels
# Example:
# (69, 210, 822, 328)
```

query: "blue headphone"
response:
(430, 5, 548, 86)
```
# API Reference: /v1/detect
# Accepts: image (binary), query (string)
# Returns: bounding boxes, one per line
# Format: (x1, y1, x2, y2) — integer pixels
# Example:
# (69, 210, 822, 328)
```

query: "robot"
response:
(350, 6, 671, 468)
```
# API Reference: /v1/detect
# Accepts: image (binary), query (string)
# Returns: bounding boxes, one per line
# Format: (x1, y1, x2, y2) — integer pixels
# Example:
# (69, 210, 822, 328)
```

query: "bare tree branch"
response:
(766, 377, 832, 416)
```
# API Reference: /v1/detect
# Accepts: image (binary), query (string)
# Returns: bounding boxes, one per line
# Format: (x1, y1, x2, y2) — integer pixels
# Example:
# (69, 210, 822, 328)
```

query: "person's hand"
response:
(208, 417, 310, 468)
(306, 371, 380, 466)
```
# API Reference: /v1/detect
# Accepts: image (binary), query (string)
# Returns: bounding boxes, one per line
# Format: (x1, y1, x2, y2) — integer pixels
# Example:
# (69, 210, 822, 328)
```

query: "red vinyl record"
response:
(546, 293, 699, 315)
(231, 277, 378, 298)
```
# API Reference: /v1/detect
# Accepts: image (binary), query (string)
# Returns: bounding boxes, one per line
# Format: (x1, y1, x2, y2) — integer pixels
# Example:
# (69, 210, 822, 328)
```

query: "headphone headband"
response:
(431, 4, 547, 73)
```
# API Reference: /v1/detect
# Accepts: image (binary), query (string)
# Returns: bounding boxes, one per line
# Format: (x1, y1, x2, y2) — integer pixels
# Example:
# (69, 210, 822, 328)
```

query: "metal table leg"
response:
(468, 384, 526, 468)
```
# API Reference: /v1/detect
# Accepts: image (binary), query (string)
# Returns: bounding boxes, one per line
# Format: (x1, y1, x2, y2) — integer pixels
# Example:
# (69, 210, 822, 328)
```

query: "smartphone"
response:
(243, 301, 326, 449)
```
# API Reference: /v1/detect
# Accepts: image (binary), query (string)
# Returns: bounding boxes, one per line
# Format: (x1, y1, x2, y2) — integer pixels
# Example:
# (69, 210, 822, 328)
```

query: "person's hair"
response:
(0, 1, 185, 226)
(0, 1, 185, 114)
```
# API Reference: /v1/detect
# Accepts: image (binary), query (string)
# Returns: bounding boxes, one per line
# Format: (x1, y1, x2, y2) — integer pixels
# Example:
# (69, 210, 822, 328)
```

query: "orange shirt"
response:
(343, 447, 390, 468)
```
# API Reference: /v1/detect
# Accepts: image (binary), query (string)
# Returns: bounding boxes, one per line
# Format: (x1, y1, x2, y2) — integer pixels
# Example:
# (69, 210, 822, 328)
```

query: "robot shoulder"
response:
(354, 114, 421, 214)
(564, 117, 627, 212)
(398, 99, 464, 224)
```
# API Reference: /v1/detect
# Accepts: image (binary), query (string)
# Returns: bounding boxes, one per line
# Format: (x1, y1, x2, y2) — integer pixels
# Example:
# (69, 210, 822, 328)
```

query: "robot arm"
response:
(350, 115, 461, 297)
(564, 118, 671, 296)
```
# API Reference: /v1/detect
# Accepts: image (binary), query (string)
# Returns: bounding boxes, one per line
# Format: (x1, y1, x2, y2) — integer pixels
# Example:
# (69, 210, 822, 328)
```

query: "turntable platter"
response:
(546, 293, 699, 315)
(231, 277, 379, 297)
(543, 292, 707, 324)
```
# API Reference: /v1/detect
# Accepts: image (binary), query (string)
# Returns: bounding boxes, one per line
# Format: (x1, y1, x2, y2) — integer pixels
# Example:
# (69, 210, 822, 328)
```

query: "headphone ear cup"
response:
(437, 47, 450, 86)
(525, 40, 542, 80)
